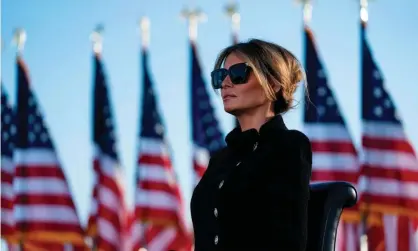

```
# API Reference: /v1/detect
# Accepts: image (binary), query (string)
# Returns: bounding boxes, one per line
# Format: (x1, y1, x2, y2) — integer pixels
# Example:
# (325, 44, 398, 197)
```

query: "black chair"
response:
(307, 181, 358, 251)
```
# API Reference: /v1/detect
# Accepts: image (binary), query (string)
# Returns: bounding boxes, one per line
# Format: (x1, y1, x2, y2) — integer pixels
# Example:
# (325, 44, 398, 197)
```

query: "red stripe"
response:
(1, 198, 14, 209)
(363, 136, 417, 154)
(193, 161, 206, 179)
(15, 195, 76, 207)
(139, 181, 178, 194)
(135, 207, 181, 223)
(311, 141, 357, 154)
(397, 215, 411, 251)
(360, 194, 418, 209)
(361, 165, 418, 182)
(16, 222, 84, 234)
(1, 224, 15, 237)
(139, 155, 172, 168)
(311, 170, 359, 183)
(97, 236, 118, 251)
(15, 166, 66, 179)
(97, 205, 123, 233)
(1, 170, 14, 183)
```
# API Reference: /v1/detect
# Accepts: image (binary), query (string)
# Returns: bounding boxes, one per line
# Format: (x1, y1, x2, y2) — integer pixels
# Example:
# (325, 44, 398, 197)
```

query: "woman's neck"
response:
(237, 110, 275, 132)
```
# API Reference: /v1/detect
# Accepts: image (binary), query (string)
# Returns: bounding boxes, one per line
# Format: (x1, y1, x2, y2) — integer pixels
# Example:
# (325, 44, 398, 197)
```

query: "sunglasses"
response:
(210, 62, 252, 89)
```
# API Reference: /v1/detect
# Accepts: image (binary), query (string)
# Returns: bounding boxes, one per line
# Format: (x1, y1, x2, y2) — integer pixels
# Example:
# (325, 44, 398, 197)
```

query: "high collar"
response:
(225, 115, 287, 155)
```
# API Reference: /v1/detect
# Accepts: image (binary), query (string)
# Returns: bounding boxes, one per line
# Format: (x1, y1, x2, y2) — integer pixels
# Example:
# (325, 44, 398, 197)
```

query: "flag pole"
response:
(13, 28, 26, 251)
(359, 1, 370, 250)
(180, 6, 207, 42)
(90, 25, 104, 56)
(225, 0, 240, 44)
(88, 25, 104, 251)
(138, 16, 151, 251)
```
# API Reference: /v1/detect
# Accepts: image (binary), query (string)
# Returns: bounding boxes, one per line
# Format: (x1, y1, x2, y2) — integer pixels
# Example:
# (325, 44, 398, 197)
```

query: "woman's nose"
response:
(221, 76, 233, 89)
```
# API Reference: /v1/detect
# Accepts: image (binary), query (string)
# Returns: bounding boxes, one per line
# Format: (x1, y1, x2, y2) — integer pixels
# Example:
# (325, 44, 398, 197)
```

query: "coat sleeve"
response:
(263, 130, 312, 251)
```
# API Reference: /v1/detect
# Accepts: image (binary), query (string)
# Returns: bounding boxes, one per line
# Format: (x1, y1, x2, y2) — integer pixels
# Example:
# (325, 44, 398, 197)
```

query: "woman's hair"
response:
(213, 38, 307, 114)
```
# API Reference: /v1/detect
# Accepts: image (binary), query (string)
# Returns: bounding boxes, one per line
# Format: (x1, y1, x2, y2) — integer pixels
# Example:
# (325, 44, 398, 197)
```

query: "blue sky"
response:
(2, 0, 417, 239)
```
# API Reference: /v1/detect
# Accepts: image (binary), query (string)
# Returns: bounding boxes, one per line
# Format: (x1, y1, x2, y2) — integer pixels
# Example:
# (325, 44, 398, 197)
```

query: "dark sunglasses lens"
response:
(211, 69, 227, 89)
(229, 64, 248, 84)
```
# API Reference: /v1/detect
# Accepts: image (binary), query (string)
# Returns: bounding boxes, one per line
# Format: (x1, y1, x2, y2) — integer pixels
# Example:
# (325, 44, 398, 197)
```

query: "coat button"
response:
(218, 180, 224, 189)
(253, 142, 258, 151)
(214, 208, 218, 217)
(214, 235, 219, 245)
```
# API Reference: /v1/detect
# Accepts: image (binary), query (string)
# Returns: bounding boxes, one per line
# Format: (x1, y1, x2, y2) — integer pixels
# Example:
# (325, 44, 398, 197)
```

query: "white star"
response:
(326, 97, 335, 106)
(29, 132, 36, 142)
(384, 99, 391, 108)
(373, 87, 382, 98)
(106, 118, 112, 126)
(28, 115, 35, 124)
(34, 124, 41, 133)
(4, 115, 11, 123)
(41, 133, 48, 142)
(317, 106, 325, 116)
(154, 124, 164, 135)
(373, 70, 381, 80)
(317, 69, 325, 78)
(3, 132, 9, 140)
(374, 106, 383, 117)
(28, 97, 34, 106)
(10, 125, 16, 135)
(317, 87, 326, 97)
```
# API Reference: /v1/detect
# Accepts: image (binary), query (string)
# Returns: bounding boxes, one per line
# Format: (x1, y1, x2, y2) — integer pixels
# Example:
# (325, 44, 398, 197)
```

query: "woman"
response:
(190, 39, 312, 251)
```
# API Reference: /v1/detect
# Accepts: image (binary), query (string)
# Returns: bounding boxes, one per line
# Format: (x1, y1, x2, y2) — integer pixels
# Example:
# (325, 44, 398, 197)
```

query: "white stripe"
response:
(363, 121, 407, 140)
(14, 149, 58, 165)
(358, 176, 418, 199)
(138, 138, 170, 156)
(1, 156, 14, 172)
(1, 209, 15, 226)
(383, 215, 397, 251)
(15, 205, 79, 223)
(193, 145, 209, 167)
(1, 182, 14, 201)
(413, 225, 418, 251)
(148, 227, 177, 251)
(362, 149, 418, 171)
(98, 185, 122, 213)
(304, 124, 354, 141)
(138, 164, 174, 184)
(98, 218, 120, 247)
(312, 152, 359, 171)
(136, 190, 179, 211)
(96, 152, 122, 177)
(14, 177, 70, 195)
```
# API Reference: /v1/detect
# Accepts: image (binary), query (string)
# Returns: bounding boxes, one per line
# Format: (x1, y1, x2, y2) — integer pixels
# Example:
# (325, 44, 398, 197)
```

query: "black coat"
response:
(190, 115, 312, 251)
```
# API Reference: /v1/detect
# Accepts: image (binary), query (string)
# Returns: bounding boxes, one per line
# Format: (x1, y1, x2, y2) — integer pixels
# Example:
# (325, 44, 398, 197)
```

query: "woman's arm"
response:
(263, 130, 312, 251)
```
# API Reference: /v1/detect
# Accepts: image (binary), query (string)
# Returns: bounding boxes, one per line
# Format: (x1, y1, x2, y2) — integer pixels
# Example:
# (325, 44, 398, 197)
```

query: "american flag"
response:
(360, 22, 418, 251)
(13, 56, 86, 247)
(302, 26, 361, 251)
(1, 85, 17, 243)
(87, 53, 129, 250)
(132, 47, 192, 251)
(190, 42, 224, 184)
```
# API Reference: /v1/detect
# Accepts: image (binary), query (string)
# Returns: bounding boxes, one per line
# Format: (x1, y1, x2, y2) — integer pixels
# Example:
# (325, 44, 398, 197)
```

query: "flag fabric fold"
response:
(1, 85, 17, 243)
(360, 22, 418, 251)
(87, 53, 129, 250)
(303, 26, 361, 251)
(190, 41, 224, 185)
(13, 56, 86, 247)
(132, 47, 192, 251)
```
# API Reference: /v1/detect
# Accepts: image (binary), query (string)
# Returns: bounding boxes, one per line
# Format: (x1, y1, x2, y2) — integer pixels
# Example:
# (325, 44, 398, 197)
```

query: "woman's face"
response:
(221, 53, 270, 115)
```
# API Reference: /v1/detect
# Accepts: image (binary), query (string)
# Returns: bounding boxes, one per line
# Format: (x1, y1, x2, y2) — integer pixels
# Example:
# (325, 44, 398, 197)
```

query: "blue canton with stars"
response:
(139, 49, 165, 140)
(190, 43, 225, 154)
(361, 24, 401, 124)
(303, 28, 346, 125)
(15, 58, 55, 150)
(93, 54, 119, 161)
(1, 85, 16, 157)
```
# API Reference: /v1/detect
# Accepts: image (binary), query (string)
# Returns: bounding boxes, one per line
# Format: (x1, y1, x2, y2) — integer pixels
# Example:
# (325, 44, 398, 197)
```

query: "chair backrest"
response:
(306, 181, 358, 251)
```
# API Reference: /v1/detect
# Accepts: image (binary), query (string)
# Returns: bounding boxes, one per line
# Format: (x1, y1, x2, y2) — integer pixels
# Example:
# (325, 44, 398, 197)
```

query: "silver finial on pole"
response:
(225, 0, 240, 43)
(180, 7, 207, 41)
(296, 0, 313, 24)
(90, 24, 104, 54)
(360, 0, 369, 23)
(140, 17, 151, 48)
(13, 28, 27, 53)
